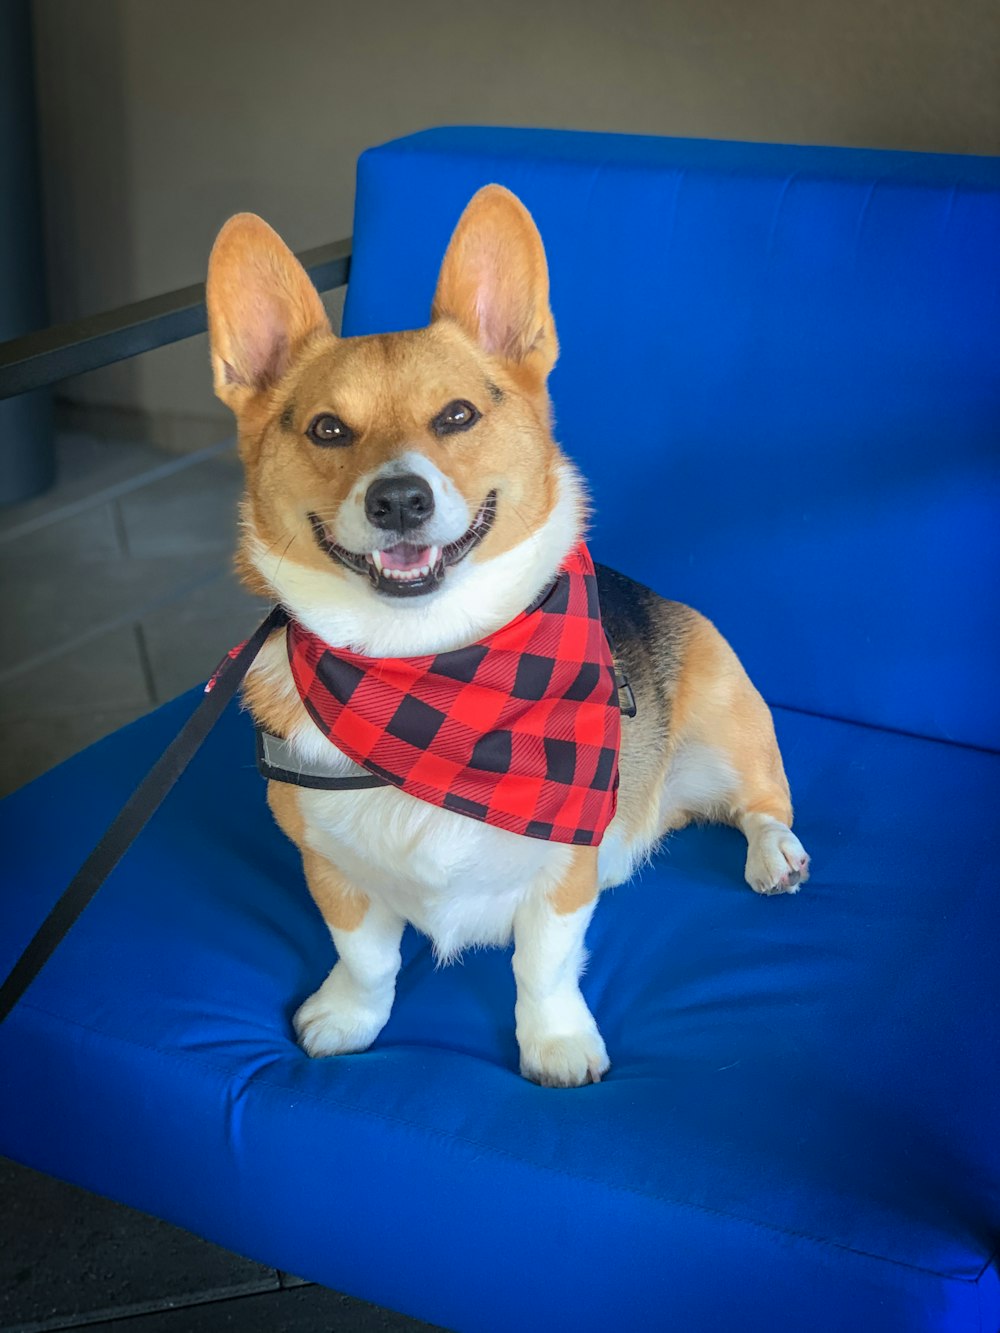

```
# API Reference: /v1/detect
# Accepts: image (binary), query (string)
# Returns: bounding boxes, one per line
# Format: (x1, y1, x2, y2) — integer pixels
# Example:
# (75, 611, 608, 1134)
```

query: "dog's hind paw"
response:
(745, 821, 810, 896)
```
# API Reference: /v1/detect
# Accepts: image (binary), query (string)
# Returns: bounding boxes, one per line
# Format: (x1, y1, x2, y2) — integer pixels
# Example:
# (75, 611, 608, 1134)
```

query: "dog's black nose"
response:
(365, 474, 435, 533)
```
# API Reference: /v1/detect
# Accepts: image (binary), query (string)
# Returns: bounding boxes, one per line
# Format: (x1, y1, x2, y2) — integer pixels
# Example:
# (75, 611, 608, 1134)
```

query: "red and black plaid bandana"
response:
(286, 544, 620, 845)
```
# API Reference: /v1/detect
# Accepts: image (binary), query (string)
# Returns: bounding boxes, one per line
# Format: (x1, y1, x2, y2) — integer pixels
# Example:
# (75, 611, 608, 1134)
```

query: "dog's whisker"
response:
(257, 528, 295, 559)
(272, 532, 298, 580)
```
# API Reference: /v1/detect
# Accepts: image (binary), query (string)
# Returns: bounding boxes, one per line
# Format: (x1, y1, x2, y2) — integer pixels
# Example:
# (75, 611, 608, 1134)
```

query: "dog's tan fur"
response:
(672, 613, 793, 826)
(206, 186, 809, 1086)
(550, 846, 600, 916)
(268, 781, 370, 931)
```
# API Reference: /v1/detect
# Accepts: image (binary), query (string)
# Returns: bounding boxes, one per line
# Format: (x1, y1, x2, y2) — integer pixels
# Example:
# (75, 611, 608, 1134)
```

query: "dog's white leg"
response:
(740, 811, 810, 896)
(294, 895, 405, 1058)
(513, 851, 609, 1088)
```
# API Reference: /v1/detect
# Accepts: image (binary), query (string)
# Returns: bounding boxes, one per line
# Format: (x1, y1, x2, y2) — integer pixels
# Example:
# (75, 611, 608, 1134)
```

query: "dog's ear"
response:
(432, 185, 558, 382)
(206, 213, 330, 413)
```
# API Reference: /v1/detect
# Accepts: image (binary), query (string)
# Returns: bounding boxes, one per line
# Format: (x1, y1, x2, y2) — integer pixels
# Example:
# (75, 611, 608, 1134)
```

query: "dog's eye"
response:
(306, 413, 354, 447)
(432, 399, 480, 436)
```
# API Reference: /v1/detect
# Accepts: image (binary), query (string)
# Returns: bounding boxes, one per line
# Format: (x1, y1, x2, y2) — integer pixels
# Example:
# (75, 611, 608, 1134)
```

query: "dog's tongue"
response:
(380, 543, 432, 572)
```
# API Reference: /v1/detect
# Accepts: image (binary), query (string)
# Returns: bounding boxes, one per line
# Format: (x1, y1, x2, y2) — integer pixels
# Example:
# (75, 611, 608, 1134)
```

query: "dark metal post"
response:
(0, 0, 54, 502)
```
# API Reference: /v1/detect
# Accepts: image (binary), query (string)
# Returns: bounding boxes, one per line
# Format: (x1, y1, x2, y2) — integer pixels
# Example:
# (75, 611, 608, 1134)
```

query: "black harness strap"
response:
(0, 606, 288, 1026)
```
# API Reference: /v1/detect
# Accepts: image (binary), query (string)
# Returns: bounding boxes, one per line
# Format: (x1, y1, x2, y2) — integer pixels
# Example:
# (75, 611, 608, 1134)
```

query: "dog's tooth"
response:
(428, 545, 440, 568)
(372, 550, 384, 574)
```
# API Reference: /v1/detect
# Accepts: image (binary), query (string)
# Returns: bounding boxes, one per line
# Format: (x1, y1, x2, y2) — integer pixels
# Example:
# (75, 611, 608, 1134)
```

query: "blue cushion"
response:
(1, 693, 998, 1331)
(344, 128, 1000, 750)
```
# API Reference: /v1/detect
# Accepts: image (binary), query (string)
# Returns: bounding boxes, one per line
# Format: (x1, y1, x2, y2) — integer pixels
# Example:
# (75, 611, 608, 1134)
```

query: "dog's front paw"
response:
(745, 823, 810, 896)
(293, 964, 393, 1058)
(518, 1006, 610, 1088)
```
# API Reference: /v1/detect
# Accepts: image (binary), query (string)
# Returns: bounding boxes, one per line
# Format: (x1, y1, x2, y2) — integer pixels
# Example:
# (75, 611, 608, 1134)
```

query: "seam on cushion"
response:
(9, 1000, 990, 1288)
(769, 702, 1000, 758)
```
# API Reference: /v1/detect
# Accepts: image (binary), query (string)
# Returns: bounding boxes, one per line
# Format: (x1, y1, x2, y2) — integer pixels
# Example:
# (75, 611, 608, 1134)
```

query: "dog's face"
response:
(207, 187, 584, 655)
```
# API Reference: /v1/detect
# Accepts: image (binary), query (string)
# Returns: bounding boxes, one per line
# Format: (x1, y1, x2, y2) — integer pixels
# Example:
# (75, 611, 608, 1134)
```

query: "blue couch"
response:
(2, 128, 998, 1331)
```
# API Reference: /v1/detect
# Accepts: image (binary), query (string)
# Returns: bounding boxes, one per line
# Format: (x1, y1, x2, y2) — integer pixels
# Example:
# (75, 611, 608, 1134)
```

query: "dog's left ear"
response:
(206, 213, 330, 414)
(432, 185, 558, 382)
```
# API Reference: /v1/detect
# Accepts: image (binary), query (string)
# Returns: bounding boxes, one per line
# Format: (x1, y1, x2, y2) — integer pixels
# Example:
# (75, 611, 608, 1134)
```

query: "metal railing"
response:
(0, 237, 352, 402)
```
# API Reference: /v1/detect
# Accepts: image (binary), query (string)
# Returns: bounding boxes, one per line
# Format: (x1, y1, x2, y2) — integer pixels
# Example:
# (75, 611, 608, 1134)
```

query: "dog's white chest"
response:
(297, 756, 571, 959)
(249, 636, 574, 956)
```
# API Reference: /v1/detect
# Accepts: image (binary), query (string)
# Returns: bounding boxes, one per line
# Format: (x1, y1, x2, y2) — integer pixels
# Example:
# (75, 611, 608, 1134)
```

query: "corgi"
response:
(205, 185, 809, 1088)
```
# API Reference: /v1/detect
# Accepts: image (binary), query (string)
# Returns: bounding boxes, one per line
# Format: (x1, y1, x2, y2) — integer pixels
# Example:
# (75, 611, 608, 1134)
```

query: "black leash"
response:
(0, 604, 639, 1026)
(0, 606, 288, 1026)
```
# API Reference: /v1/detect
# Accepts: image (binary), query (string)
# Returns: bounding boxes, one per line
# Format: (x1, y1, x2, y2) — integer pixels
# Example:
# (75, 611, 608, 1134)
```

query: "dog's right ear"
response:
(206, 213, 330, 414)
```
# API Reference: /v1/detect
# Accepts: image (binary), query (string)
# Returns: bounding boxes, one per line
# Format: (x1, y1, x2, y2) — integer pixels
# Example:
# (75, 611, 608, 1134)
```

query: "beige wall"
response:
(31, 0, 1000, 433)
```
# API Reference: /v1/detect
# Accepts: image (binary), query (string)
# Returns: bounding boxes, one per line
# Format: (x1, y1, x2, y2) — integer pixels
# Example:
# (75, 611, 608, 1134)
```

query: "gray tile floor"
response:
(0, 432, 442, 1332)
(0, 432, 262, 799)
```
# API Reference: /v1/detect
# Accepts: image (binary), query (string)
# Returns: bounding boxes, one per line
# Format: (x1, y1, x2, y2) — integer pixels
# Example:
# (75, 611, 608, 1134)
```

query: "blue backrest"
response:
(343, 128, 1000, 750)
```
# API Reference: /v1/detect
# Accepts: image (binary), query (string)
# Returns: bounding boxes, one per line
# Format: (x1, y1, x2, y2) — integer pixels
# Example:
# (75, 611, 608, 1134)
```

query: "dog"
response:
(205, 185, 809, 1088)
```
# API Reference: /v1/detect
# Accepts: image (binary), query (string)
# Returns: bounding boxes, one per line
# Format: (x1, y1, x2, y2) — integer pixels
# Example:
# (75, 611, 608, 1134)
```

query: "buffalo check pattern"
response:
(286, 544, 621, 845)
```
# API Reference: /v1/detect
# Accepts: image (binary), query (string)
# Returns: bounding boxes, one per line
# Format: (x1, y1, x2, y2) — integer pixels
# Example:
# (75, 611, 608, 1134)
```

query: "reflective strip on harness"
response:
(255, 727, 387, 791)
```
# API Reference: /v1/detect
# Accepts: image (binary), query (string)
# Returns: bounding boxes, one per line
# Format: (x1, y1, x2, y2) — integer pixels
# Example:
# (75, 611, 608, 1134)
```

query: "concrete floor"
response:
(0, 432, 441, 1333)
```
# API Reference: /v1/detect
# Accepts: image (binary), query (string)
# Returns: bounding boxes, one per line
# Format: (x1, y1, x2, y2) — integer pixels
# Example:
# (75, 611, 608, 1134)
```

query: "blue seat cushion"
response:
(344, 128, 1000, 750)
(2, 691, 998, 1331)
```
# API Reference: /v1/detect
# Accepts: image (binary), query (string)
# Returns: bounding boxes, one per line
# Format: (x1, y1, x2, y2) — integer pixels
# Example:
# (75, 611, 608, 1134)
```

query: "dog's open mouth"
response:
(309, 491, 498, 598)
